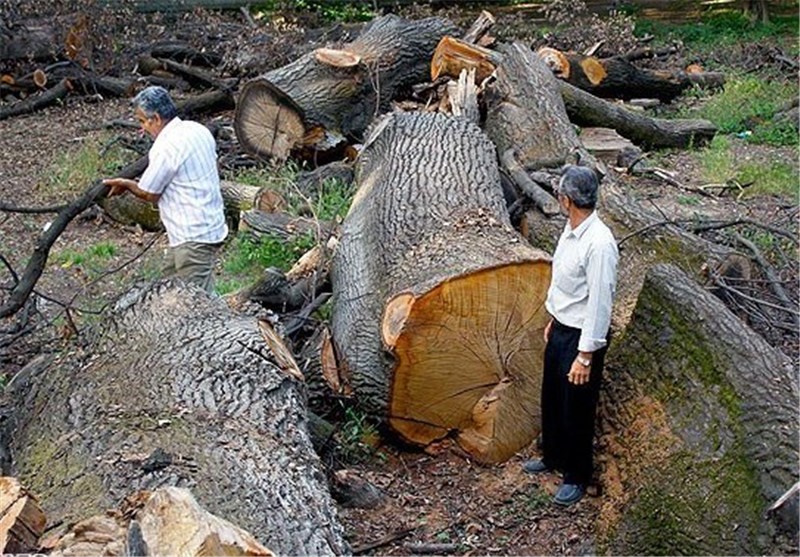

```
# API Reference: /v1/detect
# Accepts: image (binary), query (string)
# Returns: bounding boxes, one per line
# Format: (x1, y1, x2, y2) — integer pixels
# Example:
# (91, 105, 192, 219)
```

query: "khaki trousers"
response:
(163, 241, 223, 294)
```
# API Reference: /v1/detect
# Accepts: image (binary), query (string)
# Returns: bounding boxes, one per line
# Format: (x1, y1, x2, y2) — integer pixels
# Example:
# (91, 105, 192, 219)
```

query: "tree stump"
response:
(331, 112, 551, 464)
(598, 263, 799, 555)
(2, 282, 348, 556)
(235, 14, 457, 160)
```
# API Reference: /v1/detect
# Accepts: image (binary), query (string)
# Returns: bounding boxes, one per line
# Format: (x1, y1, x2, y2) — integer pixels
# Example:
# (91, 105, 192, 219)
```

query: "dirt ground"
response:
(0, 4, 797, 556)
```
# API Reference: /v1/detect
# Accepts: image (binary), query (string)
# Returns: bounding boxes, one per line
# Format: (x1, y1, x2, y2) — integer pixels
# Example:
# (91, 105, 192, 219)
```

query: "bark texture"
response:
(599, 264, 799, 555)
(235, 14, 456, 159)
(331, 112, 551, 463)
(485, 42, 590, 170)
(1, 282, 348, 556)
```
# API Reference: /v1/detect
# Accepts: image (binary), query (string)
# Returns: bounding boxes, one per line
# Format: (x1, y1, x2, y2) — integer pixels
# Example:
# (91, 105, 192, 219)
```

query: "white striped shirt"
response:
(545, 211, 618, 352)
(138, 117, 228, 247)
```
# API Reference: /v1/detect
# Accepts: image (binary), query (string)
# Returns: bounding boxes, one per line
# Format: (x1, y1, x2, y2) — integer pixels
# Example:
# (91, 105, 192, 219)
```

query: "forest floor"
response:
(0, 3, 797, 555)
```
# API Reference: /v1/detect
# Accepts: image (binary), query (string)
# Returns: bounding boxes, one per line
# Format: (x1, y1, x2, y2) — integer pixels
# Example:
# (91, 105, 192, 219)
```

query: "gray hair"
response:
(133, 86, 178, 121)
(557, 165, 599, 209)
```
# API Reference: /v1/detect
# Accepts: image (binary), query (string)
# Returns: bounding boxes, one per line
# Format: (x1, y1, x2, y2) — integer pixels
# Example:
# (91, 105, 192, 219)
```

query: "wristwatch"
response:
(576, 355, 592, 367)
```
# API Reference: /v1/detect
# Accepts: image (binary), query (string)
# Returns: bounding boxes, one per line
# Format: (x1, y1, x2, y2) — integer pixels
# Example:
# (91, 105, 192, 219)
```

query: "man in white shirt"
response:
(522, 165, 619, 507)
(103, 86, 228, 293)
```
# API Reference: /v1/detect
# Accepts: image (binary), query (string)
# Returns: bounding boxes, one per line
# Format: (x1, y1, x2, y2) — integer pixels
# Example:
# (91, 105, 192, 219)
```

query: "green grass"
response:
(54, 241, 118, 277)
(696, 136, 798, 197)
(45, 136, 132, 195)
(253, 0, 374, 22)
(680, 76, 799, 147)
(636, 10, 798, 48)
(217, 232, 317, 295)
(336, 405, 382, 464)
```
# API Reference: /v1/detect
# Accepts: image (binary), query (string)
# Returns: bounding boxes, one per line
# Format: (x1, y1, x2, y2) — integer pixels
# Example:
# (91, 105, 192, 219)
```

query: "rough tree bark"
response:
(536, 47, 725, 102)
(598, 264, 798, 555)
(485, 42, 593, 171)
(235, 14, 457, 160)
(331, 111, 552, 464)
(1, 282, 348, 556)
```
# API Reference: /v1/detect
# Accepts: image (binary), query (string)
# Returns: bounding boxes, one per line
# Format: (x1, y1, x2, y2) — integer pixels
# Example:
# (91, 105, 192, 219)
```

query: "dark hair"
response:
(133, 86, 178, 121)
(558, 165, 599, 209)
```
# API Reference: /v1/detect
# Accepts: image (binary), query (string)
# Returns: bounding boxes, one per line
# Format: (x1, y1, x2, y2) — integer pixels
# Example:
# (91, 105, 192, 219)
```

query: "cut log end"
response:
(387, 261, 551, 463)
(234, 80, 306, 160)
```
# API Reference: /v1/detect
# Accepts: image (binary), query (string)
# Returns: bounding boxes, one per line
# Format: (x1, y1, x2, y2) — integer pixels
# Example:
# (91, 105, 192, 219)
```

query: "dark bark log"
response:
(0, 79, 72, 121)
(599, 263, 798, 555)
(461, 10, 496, 44)
(2, 282, 348, 555)
(331, 111, 551, 463)
(536, 47, 725, 102)
(295, 161, 355, 198)
(235, 14, 457, 160)
(559, 80, 717, 149)
(176, 90, 235, 117)
(0, 156, 148, 320)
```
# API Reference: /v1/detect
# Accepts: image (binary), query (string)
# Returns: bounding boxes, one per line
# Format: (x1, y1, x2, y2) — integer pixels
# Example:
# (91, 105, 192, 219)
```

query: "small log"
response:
(0, 79, 72, 121)
(235, 14, 457, 160)
(240, 210, 331, 243)
(150, 42, 222, 67)
(330, 470, 385, 509)
(559, 80, 717, 149)
(536, 47, 725, 101)
(295, 161, 354, 198)
(579, 127, 638, 164)
(462, 10, 496, 44)
(0, 478, 46, 554)
(220, 180, 263, 213)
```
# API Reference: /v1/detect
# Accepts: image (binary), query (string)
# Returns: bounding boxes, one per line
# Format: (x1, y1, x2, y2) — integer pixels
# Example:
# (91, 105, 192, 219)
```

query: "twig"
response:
(0, 253, 19, 284)
(353, 527, 417, 555)
(768, 481, 800, 513)
(691, 219, 798, 245)
(733, 232, 799, 326)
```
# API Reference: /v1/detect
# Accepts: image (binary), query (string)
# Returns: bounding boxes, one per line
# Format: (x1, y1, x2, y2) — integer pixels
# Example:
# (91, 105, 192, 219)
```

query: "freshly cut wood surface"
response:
(0, 478, 46, 554)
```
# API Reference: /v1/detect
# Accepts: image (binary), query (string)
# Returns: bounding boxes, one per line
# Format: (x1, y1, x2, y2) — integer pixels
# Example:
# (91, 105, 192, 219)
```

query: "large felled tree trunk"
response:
(598, 264, 798, 555)
(1, 282, 348, 556)
(235, 14, 457, 160)
(330, 112, 551, 464)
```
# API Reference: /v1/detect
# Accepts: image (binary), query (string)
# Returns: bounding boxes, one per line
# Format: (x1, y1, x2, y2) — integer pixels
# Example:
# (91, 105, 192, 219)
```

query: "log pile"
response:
(2, 6, 797, 557)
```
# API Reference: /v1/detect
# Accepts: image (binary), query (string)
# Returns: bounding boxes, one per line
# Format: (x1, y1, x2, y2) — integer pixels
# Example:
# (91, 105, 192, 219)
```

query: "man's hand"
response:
(543, 319, 553, 343)
(103, 178, 135, 197)
(567, 354, 592, 385)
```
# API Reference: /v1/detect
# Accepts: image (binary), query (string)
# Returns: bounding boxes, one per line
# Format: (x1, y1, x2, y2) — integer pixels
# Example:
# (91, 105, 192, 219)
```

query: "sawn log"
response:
(331, 111, 551, 463)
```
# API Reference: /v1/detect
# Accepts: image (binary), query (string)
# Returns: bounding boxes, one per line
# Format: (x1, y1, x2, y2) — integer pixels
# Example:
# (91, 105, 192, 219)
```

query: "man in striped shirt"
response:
(104, 86, 228, 293)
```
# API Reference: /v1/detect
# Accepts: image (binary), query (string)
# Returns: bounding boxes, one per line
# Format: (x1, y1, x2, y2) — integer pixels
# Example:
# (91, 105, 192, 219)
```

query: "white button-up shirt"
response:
(138, 117, 228, 247)
(545, 211, 618, 352)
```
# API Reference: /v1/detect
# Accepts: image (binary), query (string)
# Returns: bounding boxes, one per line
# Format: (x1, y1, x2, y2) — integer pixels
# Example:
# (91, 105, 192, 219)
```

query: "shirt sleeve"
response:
(578, 239, 619, 353)
(138, 145, 178, 195)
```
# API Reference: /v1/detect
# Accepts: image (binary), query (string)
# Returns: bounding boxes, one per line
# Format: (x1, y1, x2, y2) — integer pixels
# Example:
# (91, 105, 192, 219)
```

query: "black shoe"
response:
(522, 459, 549, 474)
(553, 483, 585, 506)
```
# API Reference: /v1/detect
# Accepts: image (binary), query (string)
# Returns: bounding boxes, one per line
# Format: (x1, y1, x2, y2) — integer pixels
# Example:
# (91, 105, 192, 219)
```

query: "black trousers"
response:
(540, 320, 607, 486)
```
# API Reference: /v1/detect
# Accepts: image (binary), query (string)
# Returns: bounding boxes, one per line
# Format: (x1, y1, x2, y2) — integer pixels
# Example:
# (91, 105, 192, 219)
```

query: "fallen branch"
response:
(690, 219, 798, 245)
(0, 202, 68, 214)
(352, 527, 417, 555)
(500, 149, 560, 216)
(0, 156, 149, 319)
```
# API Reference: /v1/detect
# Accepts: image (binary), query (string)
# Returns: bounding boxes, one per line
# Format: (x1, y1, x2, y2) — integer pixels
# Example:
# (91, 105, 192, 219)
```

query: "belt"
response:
(551, 318, 580, 333)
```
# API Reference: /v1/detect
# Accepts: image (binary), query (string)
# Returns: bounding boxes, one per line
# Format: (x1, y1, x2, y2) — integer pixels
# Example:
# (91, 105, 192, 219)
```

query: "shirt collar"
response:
(566, 210, 597, 239)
